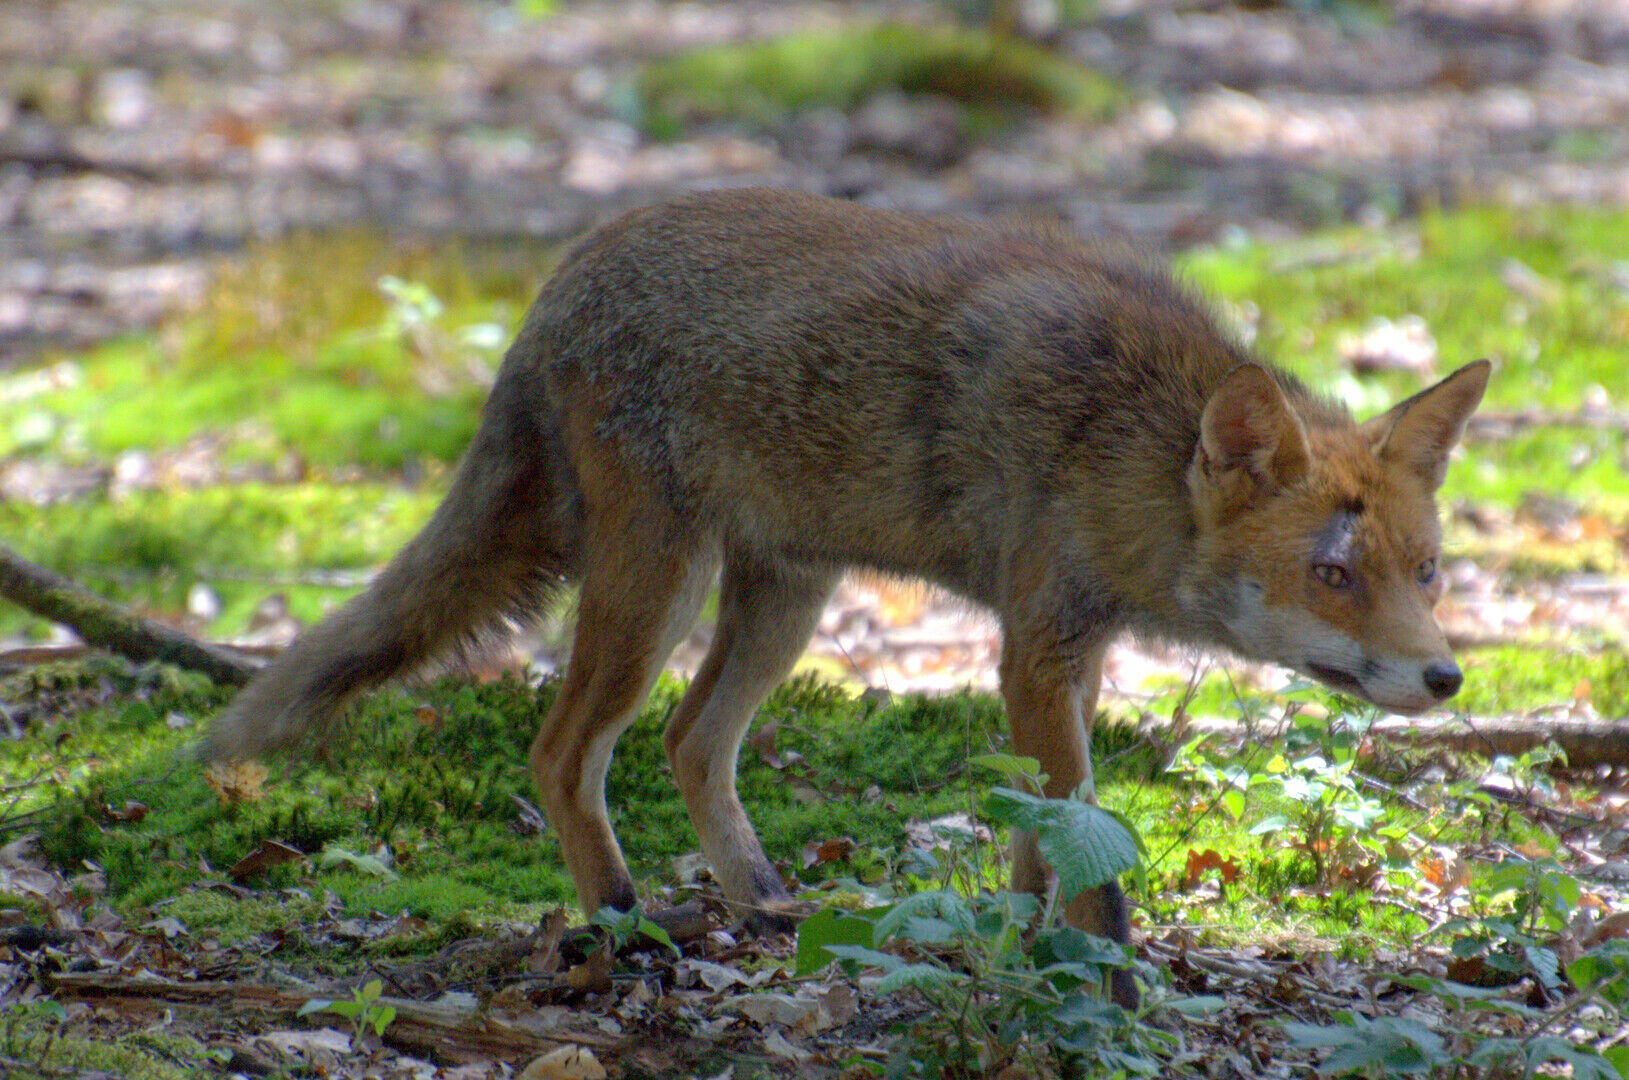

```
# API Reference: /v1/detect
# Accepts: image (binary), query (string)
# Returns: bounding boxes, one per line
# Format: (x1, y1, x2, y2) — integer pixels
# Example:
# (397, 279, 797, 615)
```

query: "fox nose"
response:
(1423, 661, 1462, 700)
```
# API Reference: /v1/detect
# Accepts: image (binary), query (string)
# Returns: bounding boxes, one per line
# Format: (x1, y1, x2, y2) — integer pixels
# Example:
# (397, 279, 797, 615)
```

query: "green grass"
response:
(1181, 204, 1629, 511)
(0, 658, 1576, 975)
(0, 1004, 217, 1080)
(636, 22, 1120, 137)
(1, 229, 543, 470)
(0, 483, 441, 637)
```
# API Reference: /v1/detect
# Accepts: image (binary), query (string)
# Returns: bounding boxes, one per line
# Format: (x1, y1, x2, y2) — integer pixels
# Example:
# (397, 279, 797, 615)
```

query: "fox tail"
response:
(201, 376, 580, 763)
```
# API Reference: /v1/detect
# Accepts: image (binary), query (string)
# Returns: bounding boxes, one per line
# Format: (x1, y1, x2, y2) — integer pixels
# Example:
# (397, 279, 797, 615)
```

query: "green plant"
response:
(297, 978, 398, 1047)
(1283, 928, 1629, 1077)
(794, 759, 1195, 1078)
(1171, 703, 1408, 890)
(588, 905, 680, 957)
(637, 22, 1118, 137)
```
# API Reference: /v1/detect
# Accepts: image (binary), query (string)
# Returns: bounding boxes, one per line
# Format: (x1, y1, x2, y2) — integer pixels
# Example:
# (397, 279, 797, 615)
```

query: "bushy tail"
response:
(202, 383, 581, 763)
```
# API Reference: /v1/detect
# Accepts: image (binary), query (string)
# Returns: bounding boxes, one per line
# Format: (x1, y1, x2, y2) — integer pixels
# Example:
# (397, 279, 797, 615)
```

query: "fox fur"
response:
(206, 189, 1490, 1008)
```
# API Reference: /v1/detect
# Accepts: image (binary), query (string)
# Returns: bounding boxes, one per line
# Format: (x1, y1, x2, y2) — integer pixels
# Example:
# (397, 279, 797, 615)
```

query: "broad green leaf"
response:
(875, 891, 974, 944)
(821, 944, 904, 971)
(317, 844, 398, 880)
(982, 788, 1139, 900)
(794, 907, 878, 976)
(876, 963, 965, 993)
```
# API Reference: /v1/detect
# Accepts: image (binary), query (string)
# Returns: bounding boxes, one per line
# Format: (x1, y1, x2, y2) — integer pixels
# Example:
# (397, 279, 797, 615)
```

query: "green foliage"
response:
(590, 905, 680, 957)
(796, 773, 1167, 1078)
(1283, 934, 1629, 1078)
(1181, 205, 1629, 511)
(1, 230, 540, 470)
(637, 22, 1118, 137)
(1456, 645, 1629, 716)
(298, 978, 398, 1045)
(1167, 705, 1627, 1077)
(981, 786, 1141, 902)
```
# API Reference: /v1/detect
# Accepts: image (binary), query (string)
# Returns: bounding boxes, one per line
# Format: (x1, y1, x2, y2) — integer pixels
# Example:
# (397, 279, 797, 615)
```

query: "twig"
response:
(0, 545, 257, 686)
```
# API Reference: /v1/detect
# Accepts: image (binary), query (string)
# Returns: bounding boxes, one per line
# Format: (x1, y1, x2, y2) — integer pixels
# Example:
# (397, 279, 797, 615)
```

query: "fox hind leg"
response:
(663, 549, 838, 932)
(529, 510, 716, 917)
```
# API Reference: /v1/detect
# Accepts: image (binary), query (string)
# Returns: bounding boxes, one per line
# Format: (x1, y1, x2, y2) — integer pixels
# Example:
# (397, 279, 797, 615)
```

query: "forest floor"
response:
(2, 1, 1629, 1078)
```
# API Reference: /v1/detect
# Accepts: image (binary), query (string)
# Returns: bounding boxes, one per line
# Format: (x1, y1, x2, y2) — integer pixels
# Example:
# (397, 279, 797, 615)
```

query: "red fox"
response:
(206, 189, 1488, 1006)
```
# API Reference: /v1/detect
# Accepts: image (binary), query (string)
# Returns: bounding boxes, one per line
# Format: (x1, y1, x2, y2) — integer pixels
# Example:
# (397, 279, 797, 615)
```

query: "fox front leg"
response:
(999, 618, 1138, 1009)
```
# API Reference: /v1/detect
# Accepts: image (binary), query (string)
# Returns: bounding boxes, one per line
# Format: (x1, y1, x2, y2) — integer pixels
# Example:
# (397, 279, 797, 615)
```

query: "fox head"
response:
(1183, 359, 1491, 714)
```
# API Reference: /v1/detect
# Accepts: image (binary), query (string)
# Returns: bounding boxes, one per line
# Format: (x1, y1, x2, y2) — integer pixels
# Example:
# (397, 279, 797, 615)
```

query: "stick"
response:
(0, 544, 257, 686)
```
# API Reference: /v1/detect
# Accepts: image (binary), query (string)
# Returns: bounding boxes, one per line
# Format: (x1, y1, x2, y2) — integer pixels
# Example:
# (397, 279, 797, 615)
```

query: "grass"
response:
(635, 22, 1121, 138)
(0, 1004, 217, 1080)
(1, 201, 1625, 1000)
(1180, 204, 1629, 511)
(0, 483, 441, 636)
(0, 657, 1577, 976)
(1, 229, 542, 469)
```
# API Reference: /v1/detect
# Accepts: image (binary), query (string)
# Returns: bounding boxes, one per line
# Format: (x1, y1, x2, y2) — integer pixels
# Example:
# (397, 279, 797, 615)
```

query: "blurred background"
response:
(2, 0, 1626, 702)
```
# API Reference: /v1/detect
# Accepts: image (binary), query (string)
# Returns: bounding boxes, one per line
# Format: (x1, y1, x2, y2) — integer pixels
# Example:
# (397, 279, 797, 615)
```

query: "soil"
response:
(4, 0, 1629, 360)
(3, 3, 1628, 1076)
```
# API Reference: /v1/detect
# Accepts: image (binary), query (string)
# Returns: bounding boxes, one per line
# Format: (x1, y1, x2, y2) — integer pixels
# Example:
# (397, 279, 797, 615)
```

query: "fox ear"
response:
(1199, 363, 1310, 491)
(1363, 360, 1491, 491)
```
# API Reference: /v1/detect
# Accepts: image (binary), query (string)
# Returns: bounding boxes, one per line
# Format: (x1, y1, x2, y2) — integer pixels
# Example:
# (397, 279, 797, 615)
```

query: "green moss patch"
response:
(637, 23, 1120, 137)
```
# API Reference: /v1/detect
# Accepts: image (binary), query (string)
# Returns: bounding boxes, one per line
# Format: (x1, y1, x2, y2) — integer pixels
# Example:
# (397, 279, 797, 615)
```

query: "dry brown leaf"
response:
(801, 836, 856, 869)
(203, 759, 268, 804)
(565, 944, 613, 994)
(518, 1044, 607, 1080)
(527, 907, 570, 975)
(745, 718, 786, 768)
(103, 800, 149, 823)
(226, 840, 306, 883)
(1418, 848, 1471, 895)
(1183, 848, 1241, 889)
(1582, 909, 1629, 948)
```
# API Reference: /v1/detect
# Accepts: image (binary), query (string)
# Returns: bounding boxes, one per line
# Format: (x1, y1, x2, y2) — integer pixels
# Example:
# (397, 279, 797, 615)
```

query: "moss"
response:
(638, 22, 1119, 136)
(0, 1005, 219, 1080)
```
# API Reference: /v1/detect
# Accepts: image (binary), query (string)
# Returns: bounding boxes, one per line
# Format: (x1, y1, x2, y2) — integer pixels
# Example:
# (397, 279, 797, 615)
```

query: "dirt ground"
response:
(10, 0, 1626, 691)
(4, 0, 1629, 359)
(3, 2, 1629, 1076)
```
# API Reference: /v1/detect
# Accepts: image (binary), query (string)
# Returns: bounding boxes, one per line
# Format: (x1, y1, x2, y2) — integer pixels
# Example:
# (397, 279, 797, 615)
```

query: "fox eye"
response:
(1416, 557, 1438, 586)
(1313, 564, 1351, 589)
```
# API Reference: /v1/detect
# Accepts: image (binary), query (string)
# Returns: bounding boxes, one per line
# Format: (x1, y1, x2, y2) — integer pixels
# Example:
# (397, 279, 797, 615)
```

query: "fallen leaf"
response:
(1418, 848, 1471, 895)
(527, 908, 570, 974)
(801, 836, 856, 869)
(413, 703, 443, 731)
(565, 944, 613, 994)
(203, 760, 268, 804)
(1582, 909, 1629, 948)
(727, 991, 818, 1028)
(103, 800, 149, 823)
(1182, 848, 1240, 889)
(519, 1045, 607, 1080)
(761, 1028, 811, 1063)
(744, 718, 784, 768)
(226, 840, 306, 883)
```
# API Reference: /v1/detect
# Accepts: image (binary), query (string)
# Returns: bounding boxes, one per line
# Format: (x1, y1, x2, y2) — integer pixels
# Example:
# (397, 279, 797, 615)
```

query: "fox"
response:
(205, 188, 1489, 1008)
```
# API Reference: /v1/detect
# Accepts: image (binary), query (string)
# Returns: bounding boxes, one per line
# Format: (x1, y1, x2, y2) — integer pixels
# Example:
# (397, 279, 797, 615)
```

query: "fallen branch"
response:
(0, 545, 257, 686)
(1370, 712, 1629, 770)
(1166, 710, 1629, 769)
(41, 971, 613, 1064)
